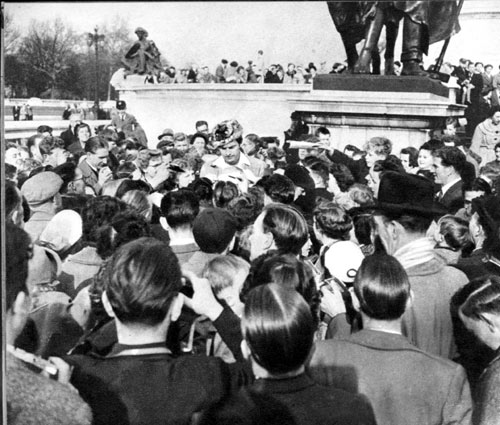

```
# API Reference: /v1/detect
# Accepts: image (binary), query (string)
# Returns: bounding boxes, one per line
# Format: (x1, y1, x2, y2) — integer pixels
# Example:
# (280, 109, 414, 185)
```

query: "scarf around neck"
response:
(393, 237, 435, 270)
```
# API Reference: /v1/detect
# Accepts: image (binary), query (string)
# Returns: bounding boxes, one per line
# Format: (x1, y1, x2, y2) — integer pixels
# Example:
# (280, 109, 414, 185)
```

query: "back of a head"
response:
(103, 237, 182, 326)
(161, 188, 200, 229)
(213, 180, 240, 209)
(243, 252, 319, 321)
(262, 204, 308, 255)
(459, 276, 500, 322)
(354, 253, 410, 321)
(6, 223, 31, 311)
(81, 196, 128, 244)
(364, 137, 392, 156)
(203, 254, 250, 296)
(121, 190, 153, 221)
(260, 174, 295, 205)
(313, 202, 352, 241)
(242, 283, 315, 375)
(116, 179, 151, 199)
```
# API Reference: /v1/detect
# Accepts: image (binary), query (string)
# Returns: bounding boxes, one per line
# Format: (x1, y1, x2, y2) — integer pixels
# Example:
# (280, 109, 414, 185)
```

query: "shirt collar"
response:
(441, 177, 461, 196)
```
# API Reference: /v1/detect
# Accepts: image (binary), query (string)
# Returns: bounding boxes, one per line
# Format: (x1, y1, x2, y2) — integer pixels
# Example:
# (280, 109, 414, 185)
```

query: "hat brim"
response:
(366, 201, 448, 218)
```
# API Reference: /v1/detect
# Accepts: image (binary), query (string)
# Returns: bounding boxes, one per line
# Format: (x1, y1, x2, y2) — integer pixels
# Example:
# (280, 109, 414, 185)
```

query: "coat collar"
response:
(252, 373, 314, 394)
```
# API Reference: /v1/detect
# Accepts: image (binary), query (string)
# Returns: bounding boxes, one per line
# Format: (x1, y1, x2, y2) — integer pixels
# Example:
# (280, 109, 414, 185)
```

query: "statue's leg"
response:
(341, 35, 359, 72)
(354, 6, 385, 74)
(384, 21, 399, 75)
(372, 49, 381, 75)
(401, 18, 427, 76)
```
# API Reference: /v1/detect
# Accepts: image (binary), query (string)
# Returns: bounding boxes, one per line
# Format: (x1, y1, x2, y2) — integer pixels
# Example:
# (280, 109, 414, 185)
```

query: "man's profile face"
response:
(220, 141, 241, 165)
(433, 157, 450, 185)
(88, 148, 109, 169)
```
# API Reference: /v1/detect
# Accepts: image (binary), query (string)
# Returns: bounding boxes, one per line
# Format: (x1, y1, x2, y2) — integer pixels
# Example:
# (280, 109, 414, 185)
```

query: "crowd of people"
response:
(5, 86, 500, 424)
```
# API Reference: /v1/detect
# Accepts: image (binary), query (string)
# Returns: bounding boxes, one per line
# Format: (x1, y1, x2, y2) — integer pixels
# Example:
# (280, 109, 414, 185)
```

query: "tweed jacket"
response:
(307, 329, 472, 425)
(402, 257, 468, 359)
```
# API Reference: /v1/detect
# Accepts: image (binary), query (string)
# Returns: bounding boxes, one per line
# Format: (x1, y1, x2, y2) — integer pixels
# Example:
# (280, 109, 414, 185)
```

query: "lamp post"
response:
(87, 26, 105, 117)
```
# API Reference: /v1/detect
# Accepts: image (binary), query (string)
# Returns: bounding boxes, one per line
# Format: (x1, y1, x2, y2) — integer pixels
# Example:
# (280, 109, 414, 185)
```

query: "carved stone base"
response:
(291, 74, 465, 151)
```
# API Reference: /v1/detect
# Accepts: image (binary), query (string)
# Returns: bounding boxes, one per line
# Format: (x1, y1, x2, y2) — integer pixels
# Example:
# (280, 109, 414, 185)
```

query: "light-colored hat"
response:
(21, 172, 63, 205)
(39, 210, 82, 253)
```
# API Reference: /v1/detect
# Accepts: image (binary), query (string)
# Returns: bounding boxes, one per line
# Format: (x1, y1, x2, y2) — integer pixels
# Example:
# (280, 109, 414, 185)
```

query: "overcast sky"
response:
(5, 2, 500, 70)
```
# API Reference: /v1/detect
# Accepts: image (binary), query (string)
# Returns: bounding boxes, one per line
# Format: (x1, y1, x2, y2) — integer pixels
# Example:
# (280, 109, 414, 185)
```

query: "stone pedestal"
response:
(291, 74, 466, 152)
(111, 72, 465, 152)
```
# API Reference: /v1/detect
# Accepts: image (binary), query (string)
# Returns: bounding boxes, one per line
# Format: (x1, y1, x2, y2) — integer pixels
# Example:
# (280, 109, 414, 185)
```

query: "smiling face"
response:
(77, 126, 91, 143)
(418, 149, 434, 170)
(220, 140, 241, 166)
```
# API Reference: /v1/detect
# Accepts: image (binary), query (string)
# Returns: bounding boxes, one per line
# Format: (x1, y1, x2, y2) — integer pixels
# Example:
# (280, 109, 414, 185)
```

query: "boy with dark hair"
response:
(57, 238, 245, 425)
(161, 188, 201, 264)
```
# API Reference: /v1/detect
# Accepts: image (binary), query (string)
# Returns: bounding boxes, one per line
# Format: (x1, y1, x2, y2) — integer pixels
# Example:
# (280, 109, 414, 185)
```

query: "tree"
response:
(18, 18, 78, 98)
(3, 10, 21, 54)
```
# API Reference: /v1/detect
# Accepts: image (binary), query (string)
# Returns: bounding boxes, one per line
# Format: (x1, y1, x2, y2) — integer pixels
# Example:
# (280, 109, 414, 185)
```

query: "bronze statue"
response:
(328, 1, 460, 76)
(122, 27, 163, 77)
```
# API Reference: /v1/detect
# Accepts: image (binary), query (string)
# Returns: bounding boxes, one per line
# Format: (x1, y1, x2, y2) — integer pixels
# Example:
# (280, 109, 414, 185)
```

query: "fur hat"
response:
(212, 119, 243, 146)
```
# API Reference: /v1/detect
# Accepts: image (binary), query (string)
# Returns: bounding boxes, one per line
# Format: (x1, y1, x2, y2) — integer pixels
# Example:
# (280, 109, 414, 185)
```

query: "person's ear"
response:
(349, 287, 361, 311)
(406, 290, 414, 310)
(169, 294, 184, 323)
(12, 291, 30, 316)
(101, 291, 116, 318)
(241, 339, 252, 361)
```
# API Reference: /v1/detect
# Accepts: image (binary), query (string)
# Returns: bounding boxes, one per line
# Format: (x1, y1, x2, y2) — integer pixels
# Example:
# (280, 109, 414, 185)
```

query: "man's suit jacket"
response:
(78, 159, 100, 195)
(307, 329, 472, 425)
(60, 127, 78, 149)
(439, 179, 464, 214)
(110, 112, 147, 146)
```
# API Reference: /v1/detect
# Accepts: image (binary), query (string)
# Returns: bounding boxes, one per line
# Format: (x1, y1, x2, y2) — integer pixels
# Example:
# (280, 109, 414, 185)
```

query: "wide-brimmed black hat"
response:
(372, 171, 447, 217)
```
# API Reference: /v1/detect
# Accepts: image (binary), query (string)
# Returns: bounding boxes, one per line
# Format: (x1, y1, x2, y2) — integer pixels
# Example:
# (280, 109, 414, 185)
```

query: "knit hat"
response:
(284, 164, 315, 191)
(39, 210, 82, 253)
(193, 208, 237, 253)
(21, 172, 63, 205)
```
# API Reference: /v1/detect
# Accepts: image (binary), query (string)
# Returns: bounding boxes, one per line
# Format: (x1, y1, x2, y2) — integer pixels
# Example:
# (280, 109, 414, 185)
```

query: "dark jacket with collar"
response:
(66, 348, 243, 425)
(252, 373, 375, 425)
(438, 179, 464, 214)
(307, 329, 472, 425)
